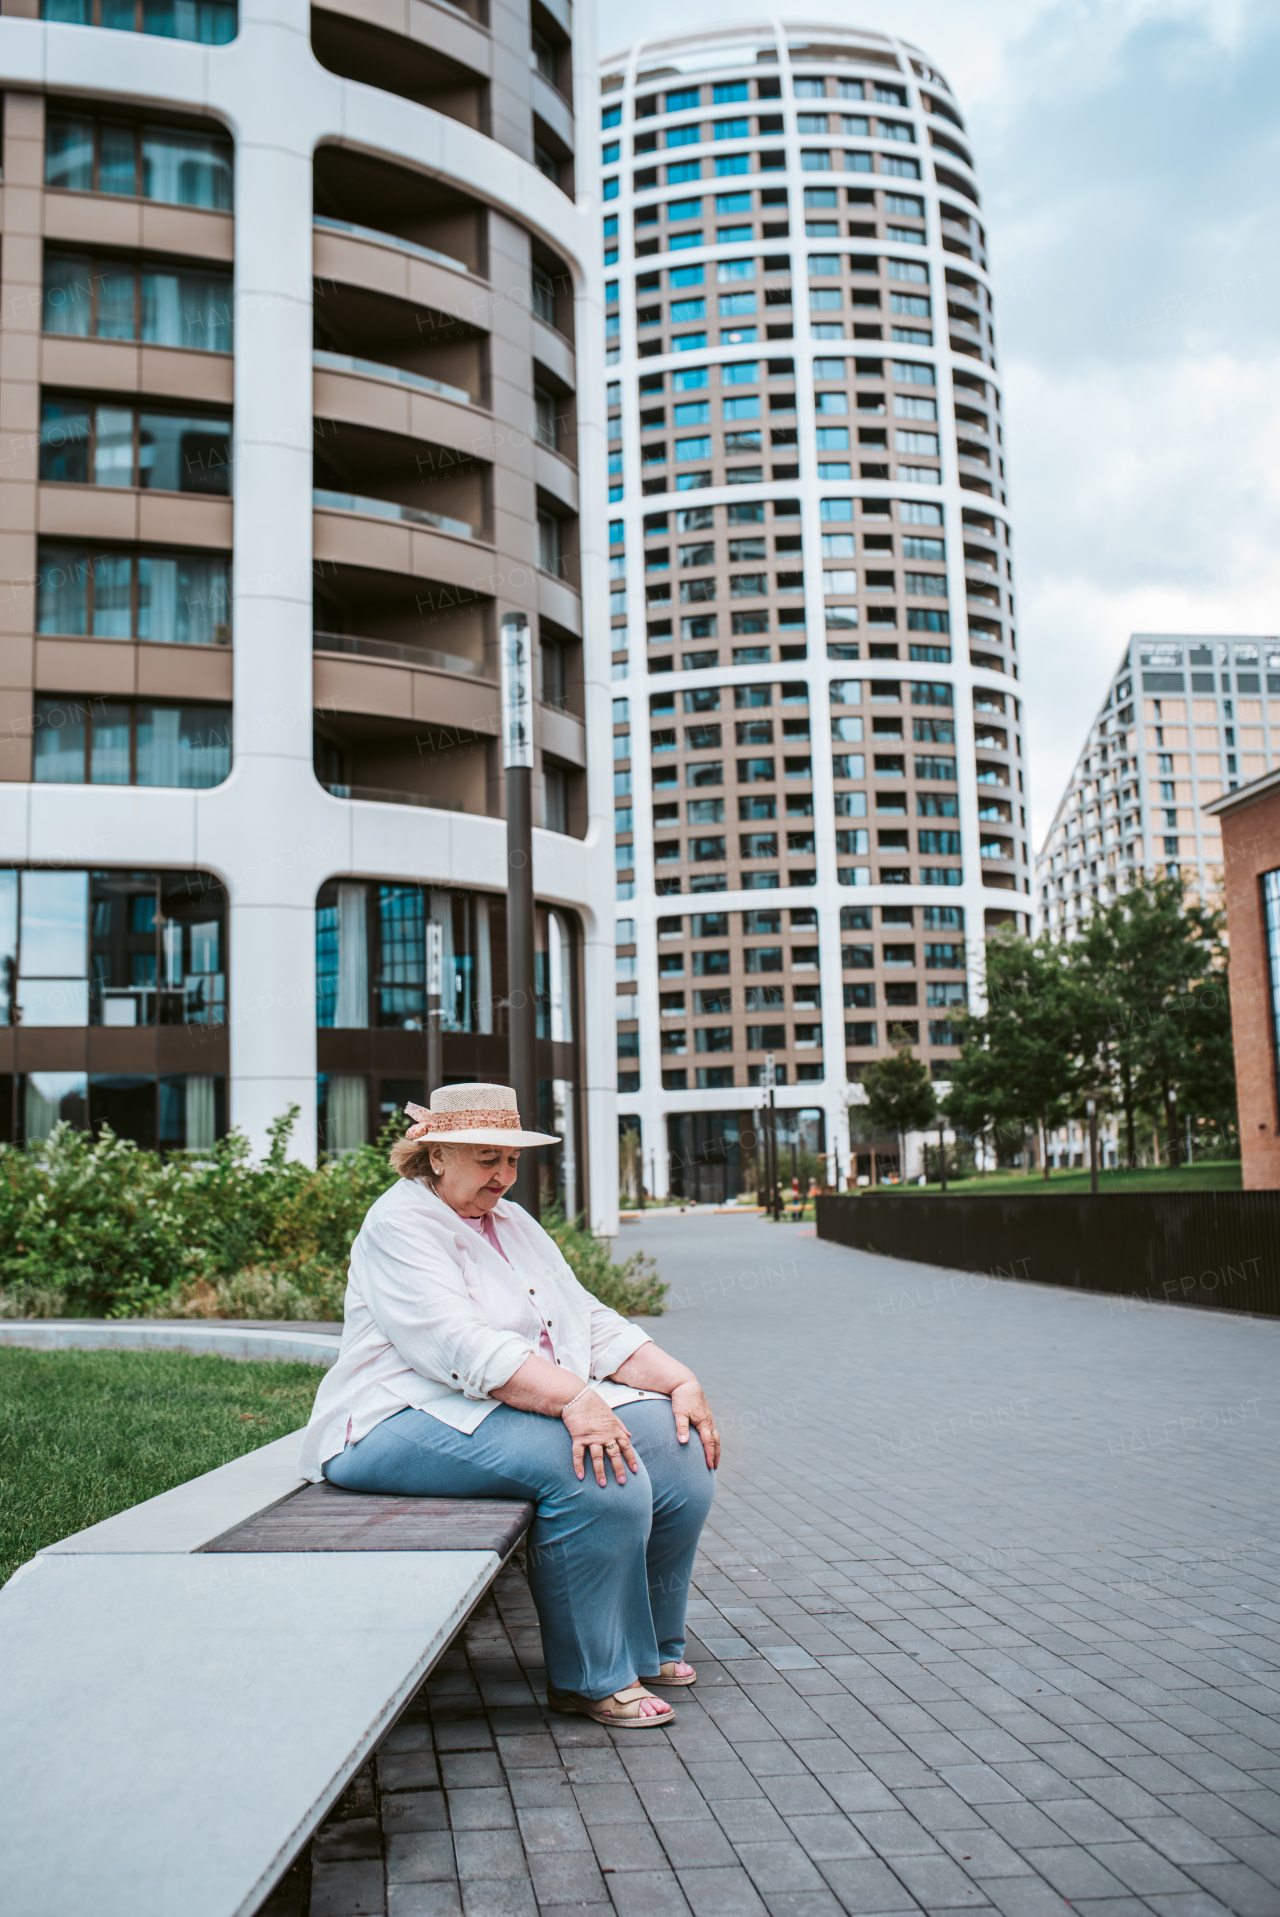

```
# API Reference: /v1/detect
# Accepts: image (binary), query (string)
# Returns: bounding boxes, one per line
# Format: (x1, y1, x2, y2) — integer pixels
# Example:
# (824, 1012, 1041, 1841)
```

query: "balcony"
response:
(312, 631, 487, 675)
(313, 215, 470, 277)
(314, 349, 472, 406)
(310, 0, 492, 125)
(313, 489, 475, 540)
(314, 148, 486, 285)
(322, 782, 469, 810)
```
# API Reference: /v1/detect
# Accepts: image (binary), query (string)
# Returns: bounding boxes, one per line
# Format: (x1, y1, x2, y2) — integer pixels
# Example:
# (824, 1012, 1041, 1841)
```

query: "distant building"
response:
(1038, 634, 1280, 934)
(602, 21, 1031, 1200)
(1203, 770, 1280, 1189)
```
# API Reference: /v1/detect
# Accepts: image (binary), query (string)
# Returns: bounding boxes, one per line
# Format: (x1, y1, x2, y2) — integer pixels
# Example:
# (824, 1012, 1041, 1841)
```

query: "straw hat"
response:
(403, 1082, 559, 1148)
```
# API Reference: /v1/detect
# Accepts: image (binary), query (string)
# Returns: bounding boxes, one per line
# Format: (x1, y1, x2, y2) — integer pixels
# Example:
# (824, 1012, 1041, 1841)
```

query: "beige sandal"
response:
(546, 1681, 675, 1728)
(641, 1660, 697, 1687)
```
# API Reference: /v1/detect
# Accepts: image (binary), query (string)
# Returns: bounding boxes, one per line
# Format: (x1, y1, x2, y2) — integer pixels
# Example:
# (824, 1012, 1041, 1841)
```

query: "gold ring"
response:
(605, 1440, 619, 1451)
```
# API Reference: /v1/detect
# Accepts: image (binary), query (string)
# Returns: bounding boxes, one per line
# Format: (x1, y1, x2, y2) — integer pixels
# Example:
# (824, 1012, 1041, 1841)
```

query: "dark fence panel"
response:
(815, 1191, 1280, 1317)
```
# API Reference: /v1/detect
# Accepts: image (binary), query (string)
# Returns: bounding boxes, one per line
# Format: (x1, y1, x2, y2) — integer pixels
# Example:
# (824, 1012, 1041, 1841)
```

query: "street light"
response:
(501, 612, 539, 1218)
(426, 920, 443, 1097)
(763, 1052, 779, 1220)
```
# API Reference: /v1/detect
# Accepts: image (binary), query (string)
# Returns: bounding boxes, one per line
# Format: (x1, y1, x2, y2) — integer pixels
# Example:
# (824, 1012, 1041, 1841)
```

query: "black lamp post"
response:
(426, 919, 442, 1097)
(501, 613, 539, 1218)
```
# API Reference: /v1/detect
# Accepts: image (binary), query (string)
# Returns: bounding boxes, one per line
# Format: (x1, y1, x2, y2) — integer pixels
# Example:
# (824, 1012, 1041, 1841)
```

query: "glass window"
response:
(39, 400, 92, 484)
(142, 124, 233, 206)
(43, 256, 234, 350)
(139, 553, 231, 644)
(159, 872, 226, 1025)
(91, 702, 132, 783)
(139, 264, 233, 350)
(42, 0, 236, 39)
(318, 1074, 369, 1155)
(24, 1072, 89, 1137)
(98, 121, 139, 195)
(37, 544, 230, 644)
(139, 411, 231, 493)
(1264, 870, 1280, 1117)
(36, 547, 90, 635)
(17, 869, 89, 1026)
(159, 1075, 224, 1151)
(21, 869, 88, 978)
(92, 554, 133, 637)
(377, 884, 426, 1029)
(94, 407, 135, 487)
(40, 400, 232, 494)
(89, 871, 158, 1025)
(32, 697, 230, 787)
(136, 703, 232, 786)
(43, 252, 95, 336)
(45, 115, 96, 191)
(46, 113, 232, 204)
(33, 697, 88, 782)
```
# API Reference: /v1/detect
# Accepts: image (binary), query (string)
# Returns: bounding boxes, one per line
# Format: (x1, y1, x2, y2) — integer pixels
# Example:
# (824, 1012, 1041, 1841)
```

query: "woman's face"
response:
(433, 1144, 521, 1217)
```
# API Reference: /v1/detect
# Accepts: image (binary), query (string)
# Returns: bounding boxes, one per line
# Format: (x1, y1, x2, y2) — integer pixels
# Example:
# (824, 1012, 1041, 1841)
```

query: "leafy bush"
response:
(541, 1204, 667, 1316)
(0, 1113, 665, 1319)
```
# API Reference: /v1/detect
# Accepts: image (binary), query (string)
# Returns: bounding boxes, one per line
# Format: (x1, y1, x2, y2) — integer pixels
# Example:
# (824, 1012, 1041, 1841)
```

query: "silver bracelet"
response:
(559, 1385, 593, 1419)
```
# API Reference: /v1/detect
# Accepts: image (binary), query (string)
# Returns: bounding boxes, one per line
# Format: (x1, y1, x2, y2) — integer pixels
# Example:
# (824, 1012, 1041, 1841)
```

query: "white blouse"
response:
(298, 1178, 654, 1481)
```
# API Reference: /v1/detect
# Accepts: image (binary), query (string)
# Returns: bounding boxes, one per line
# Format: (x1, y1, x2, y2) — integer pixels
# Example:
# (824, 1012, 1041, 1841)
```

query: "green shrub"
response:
(541, 1203, 667, 1316)
(0, 1114, 665, 1319)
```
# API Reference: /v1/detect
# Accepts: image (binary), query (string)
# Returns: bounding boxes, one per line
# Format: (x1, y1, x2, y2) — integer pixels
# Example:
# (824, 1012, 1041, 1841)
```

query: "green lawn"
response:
(0, 1348, 328, 1586)
(896, 1160, 1242, 1198)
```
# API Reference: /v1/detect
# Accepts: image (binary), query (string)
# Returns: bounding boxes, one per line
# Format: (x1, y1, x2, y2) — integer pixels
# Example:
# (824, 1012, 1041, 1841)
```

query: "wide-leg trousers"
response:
(324, 1397, 716, 1699)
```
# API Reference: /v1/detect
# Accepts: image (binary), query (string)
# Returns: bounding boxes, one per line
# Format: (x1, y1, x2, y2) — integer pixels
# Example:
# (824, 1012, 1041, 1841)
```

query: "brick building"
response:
(1203, 770, 1280, 1189)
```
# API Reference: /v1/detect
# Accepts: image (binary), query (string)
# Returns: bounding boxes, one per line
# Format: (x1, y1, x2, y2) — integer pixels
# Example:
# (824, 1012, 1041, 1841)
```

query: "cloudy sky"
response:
(594, 0, 1280, 851)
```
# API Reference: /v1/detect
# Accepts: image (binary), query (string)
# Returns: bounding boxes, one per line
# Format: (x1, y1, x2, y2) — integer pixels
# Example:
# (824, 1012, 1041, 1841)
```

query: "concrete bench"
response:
(0, 1326, 534, 1917)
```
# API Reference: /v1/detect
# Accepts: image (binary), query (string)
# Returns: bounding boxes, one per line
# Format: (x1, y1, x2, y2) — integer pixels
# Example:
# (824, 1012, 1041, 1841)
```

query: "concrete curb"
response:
(0, 1321, 342, 1367)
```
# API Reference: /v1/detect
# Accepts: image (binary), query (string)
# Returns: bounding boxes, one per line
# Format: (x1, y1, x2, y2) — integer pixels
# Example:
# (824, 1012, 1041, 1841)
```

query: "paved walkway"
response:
(263, 1215, 1280, 1917)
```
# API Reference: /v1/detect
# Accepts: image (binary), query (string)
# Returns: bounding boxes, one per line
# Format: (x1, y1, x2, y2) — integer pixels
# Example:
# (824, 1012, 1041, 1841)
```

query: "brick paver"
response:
(261, 1215, 1280, 1917)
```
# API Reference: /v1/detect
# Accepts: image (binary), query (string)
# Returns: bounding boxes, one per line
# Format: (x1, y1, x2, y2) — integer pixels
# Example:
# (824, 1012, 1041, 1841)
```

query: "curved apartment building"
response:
(0, 0, 614, 1222)
(602, 23, 1030, 1197)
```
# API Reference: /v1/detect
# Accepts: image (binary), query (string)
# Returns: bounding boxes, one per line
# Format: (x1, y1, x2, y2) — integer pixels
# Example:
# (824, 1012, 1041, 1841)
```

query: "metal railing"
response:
(313, 489, 475, 541)
(313, 349, 472, 407)
(312, 631, 489, 677)
(313, 215, 470, 277)
(322, 783, 468, 811)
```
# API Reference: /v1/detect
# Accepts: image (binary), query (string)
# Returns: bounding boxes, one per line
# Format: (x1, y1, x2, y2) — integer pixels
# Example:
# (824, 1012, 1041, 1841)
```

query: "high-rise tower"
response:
(1038, 634, 1280, 934)
(0, 0, 615, 1223)
(602, 24, 1029, 1197)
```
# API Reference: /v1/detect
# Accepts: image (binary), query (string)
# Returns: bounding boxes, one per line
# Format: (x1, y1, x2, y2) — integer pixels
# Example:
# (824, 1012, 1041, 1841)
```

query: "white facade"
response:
(601, 23, 1029, 1197)
(0, 0, 618, 1227)
(1038, 633, 1280, 934)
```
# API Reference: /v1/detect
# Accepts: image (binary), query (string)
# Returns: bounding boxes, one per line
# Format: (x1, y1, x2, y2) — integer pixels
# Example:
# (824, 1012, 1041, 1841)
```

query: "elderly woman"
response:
(299, 1083, 719, 1730)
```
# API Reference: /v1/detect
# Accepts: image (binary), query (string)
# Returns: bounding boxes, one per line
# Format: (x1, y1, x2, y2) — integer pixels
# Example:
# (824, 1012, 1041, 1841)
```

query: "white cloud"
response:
(591, 0, 1279, 858)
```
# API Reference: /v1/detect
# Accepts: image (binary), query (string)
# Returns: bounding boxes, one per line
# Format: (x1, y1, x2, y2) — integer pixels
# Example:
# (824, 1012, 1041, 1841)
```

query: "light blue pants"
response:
(324, 1397, 716, 1699)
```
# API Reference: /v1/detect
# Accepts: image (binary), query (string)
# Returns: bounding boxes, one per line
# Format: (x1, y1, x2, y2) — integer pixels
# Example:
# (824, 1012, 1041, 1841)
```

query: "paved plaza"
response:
(263, 1214, 1280, 1917)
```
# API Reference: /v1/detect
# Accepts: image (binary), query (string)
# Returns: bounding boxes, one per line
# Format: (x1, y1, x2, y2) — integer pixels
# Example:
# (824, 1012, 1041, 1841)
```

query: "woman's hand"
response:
(562, 1390, 640, 1487)
(671, 1379, 720, 1471)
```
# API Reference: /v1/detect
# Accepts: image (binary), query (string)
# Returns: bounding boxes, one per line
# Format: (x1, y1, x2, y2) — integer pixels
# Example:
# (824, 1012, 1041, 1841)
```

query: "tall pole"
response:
(502, 613, 539, 1219)
(1087, 1096, 1099, 1196)
(426, 920, 442, 1099)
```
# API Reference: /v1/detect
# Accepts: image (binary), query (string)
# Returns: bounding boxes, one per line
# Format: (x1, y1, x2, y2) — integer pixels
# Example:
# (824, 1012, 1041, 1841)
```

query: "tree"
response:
(948, 932, 1077, 1179)
(1073, 878, 1235, 1165)
(861, 1044, 936, 1183)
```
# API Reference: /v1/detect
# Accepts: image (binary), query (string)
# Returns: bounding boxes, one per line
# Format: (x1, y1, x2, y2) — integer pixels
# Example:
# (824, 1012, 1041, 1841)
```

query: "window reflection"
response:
(45, 115, 234, 210)
(0, 868, 224, 1027)
(33, 698, 232, 787)
(316, 882, 512, 1035)
(0, 1072, 225, 1149)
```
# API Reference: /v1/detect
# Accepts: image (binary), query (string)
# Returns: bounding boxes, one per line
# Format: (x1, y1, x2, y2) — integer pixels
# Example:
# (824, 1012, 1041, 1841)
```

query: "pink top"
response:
(458, 1209, 557, 1365)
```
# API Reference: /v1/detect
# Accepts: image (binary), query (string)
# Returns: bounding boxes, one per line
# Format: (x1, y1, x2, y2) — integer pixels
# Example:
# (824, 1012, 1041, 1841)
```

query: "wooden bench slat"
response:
(203, 1482, 534, 1557)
